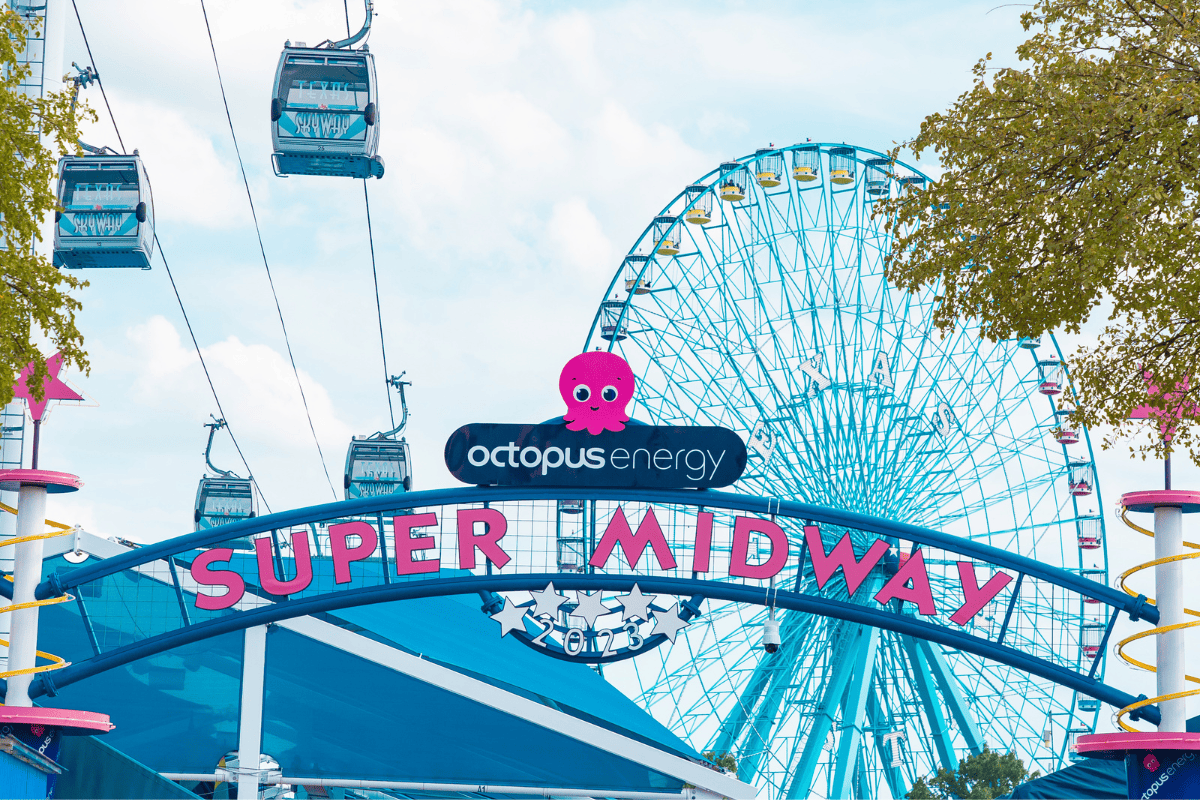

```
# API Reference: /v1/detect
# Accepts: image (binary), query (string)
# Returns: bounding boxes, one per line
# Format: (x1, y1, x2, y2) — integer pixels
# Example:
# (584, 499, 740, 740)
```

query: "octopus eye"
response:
(573, 385, 591, 402)
(601, 385, 618, 402)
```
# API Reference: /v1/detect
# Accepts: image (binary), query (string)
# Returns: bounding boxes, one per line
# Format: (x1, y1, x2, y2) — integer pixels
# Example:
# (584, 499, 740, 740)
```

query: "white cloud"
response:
(125, 316, 351, 486)
(542, 197, 612, 280)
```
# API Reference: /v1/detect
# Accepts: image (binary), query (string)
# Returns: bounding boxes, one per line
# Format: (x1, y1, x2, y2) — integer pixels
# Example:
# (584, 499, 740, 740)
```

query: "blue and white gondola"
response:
(269, 2, 383, 179)
(53, 151, 155, 269)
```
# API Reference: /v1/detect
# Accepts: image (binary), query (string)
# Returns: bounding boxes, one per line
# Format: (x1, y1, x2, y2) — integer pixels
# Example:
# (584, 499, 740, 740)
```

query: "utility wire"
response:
(156, 235, 272, 513)
(69, 0, 124, 154)
(197, 0, 338, 500)
(362, 182, 394, 429)
(69, 0, 270, 508)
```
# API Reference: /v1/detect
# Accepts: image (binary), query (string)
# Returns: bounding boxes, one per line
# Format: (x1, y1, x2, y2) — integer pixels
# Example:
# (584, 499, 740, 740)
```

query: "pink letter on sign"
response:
(691, 512, 714, 574)
(329, 521, 378, 584)
(191, 548, 245, 610)
(394, 512, 440, 575)
(457, 508, 511, 569)
(589, 506, 677, 570)
(950, 562, 1013, 625)
(805, 525, 890, 595)
(874, 548, 937, 615)
(729, 517, 789, 580)
(254, 532, 314, 596)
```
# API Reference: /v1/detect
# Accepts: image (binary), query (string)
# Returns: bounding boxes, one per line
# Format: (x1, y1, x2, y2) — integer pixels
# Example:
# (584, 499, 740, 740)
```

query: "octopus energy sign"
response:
(444, 351, 746, 488)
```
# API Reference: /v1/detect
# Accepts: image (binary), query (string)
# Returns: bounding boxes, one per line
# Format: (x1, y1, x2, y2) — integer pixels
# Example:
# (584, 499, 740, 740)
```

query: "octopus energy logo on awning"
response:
(445, 352, 747, 488)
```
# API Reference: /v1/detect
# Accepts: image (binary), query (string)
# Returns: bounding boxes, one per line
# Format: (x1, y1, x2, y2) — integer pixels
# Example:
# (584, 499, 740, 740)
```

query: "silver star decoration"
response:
(649, 601, 691, 643)
(530, 583, 568, 618)
(490, 597, 529, 637)
(616, 584, 656, 622)
(570, 590, 612, 627)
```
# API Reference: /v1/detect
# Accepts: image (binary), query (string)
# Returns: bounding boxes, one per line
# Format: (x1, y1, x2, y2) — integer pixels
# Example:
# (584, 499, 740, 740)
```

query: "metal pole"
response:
(237, 625, 268, 799)
(29, 420, 40, 470)
(1154, 504, 1186, 731)
(7, 483, 48, 706)
(0, 403, 24, 673)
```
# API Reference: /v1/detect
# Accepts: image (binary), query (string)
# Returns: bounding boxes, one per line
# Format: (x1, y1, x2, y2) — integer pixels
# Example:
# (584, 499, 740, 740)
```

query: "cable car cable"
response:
(198, 0, 338, 500)
(155, 233, 272, 514)
(362, 182, 394, 429)
(68, 0, 125, 154)
(339, 0, 393, 429)
(65, 2, 267, 507)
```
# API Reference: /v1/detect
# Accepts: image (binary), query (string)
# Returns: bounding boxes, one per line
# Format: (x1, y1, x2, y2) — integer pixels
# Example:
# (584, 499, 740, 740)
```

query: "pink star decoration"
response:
(12, 353, 83, 423)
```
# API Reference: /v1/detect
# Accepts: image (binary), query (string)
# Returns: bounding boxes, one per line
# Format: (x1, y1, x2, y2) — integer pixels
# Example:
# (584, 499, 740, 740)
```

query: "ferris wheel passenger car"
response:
(53, 154, 155, 269)
(270, 44, 383, 179)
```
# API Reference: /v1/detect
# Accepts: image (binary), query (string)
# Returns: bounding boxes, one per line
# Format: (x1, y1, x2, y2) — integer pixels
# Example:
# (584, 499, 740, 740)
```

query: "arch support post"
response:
(237, 625, 268, 799)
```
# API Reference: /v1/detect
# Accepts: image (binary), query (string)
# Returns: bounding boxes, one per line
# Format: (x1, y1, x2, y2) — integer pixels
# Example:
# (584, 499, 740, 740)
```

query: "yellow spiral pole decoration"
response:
(0, 502, 74, 682)
(1114, 505, 1200, 731)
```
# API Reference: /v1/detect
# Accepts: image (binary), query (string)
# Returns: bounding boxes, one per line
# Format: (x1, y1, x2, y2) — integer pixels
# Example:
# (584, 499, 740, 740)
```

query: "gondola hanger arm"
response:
(320, 0, 373, 50)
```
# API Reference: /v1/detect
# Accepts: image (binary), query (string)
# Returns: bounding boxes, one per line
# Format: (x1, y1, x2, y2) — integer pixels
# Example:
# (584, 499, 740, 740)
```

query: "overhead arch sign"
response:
(14, 353, 1160, 725)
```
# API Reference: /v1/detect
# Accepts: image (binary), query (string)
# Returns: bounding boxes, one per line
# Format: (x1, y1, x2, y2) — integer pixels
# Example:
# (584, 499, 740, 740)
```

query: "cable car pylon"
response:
(344, 373, 413, 499)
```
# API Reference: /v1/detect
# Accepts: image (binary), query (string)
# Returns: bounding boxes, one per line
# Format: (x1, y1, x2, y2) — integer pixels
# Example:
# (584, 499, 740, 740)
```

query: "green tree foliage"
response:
(905, 746, 1038, 799)
(879, 0, 1200, 461)
(1, 7, 93, 405)
(702, 750, 738, 774)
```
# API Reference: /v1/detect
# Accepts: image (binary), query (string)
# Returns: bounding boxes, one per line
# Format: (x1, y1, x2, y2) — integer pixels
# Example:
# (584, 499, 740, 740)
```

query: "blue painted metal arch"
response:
(18, 486, 1157, 725)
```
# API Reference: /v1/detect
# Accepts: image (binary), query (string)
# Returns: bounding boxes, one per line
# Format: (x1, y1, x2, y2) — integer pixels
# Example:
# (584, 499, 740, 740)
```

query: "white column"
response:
(7, 484, 48, 706)
(42, 0, 65, 98)
(0, 404, 21, 673)
(238, 625, 268, 800)
(1154, 504, 1187, 731)
(39, 0, 67, 263)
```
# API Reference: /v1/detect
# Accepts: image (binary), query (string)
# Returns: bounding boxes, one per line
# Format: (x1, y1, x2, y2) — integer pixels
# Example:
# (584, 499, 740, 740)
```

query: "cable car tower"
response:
(194, 416, 257, 531)
(344, 374, 412, 499)
(270, 0, 384, 179)
(53, 64, 156, 269)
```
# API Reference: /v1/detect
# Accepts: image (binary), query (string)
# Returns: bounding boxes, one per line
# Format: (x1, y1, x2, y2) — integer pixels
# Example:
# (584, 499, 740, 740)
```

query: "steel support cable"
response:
(363, 182, 395, 428)
(68, 1, 269, 509)
(341, 0, 393, 427)
(68, 0, 125, 154)
(157, 235, 271, 513)
(197, 0, 337, 499)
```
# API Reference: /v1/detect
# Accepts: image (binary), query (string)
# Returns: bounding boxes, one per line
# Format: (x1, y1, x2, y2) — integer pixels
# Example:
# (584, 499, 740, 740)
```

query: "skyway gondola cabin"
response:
(194, 477, 257, 531)
(344, 436, 412, 499)
(270, 38, 383, 178)
(193, 417, 256, 534)
(345, 372, 414, 499)
(53, 153, 155, 269)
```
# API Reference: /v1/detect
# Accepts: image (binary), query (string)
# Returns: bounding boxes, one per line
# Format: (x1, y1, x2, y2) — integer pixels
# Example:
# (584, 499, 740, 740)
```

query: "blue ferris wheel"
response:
(584, 143, 1111, 798)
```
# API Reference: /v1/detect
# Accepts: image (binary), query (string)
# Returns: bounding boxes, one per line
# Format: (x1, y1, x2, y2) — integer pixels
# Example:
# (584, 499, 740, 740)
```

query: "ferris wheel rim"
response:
(582, 143, 933, 351)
